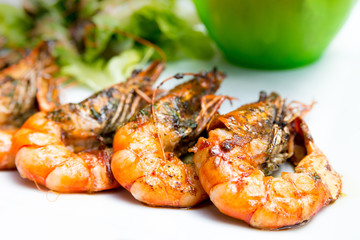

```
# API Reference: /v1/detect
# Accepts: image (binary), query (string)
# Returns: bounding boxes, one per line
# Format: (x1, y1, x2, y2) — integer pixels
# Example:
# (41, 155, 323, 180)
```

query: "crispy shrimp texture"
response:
(13, 61, 164, 192)
(0, 42, 59, 169)
(111, 69, 226, 207)
(191, 92, 342, 230)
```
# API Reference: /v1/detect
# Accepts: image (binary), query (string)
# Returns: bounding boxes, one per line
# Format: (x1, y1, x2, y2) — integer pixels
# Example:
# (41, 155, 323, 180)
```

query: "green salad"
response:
(0, 0, 215, 90)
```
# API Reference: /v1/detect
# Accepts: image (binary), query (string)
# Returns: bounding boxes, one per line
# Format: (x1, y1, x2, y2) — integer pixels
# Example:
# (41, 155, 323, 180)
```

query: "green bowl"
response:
(194, 0, 357, 69)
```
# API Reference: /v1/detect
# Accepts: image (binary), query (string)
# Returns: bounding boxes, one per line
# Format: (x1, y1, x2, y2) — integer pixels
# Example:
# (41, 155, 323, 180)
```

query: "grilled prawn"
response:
(13, 61, 164, 192)
(191, 92, 342, 229)
(111, 69, 226, 207)
(0, 42, 59, 169)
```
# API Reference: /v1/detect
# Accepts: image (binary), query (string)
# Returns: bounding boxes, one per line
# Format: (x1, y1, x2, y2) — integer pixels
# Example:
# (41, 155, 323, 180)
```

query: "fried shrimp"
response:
(191, 92, 341, 229)
(0, 42, 59, 169)
(111, 69, 227, 207)
(13, 61, 165, 192)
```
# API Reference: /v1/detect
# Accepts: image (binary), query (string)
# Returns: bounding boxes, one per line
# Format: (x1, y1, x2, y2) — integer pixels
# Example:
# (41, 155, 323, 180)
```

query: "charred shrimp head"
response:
(0, 42, 59, 170)
(0, 41, 59, 127)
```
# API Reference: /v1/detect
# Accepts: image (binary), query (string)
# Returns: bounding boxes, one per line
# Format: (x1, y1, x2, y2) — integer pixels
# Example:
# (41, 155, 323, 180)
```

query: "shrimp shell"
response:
(0, 42, 59, 170)
(191, 92, 342, 229)
(13, 61, 164, 192)
(111, 69, 226, 207)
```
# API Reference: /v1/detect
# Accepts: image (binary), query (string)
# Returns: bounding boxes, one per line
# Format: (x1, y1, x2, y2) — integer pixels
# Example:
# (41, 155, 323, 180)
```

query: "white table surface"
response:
(1, 1, 360, 240)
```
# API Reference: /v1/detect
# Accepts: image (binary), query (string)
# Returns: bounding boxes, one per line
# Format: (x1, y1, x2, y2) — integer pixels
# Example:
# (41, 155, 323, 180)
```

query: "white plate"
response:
(1, 1, 360, 240)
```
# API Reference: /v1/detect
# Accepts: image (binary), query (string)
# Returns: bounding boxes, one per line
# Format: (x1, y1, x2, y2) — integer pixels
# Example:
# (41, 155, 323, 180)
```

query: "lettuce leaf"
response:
(89, 2, 215, 61)
(61, 48, 145, 90)
(0, 4, 32, 48)
(1, 0, 215, 91)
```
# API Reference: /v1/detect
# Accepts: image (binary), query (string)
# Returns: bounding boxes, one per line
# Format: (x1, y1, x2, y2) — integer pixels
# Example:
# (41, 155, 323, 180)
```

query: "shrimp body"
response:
(0, 42, 59, 169)
(191, 92, 341, 229)
(0, 129, 16, 169)
(13, 61, 164, 192)
(111, 70, 226, 207)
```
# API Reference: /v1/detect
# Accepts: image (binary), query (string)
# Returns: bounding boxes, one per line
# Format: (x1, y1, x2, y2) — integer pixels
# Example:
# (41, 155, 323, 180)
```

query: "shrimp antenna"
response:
(287, 100, 316, 120)
(196, 94, 234, 134)
(151, 72, 200, 161)
(114, 30, 167, 65)
(29, 174, 60, 202)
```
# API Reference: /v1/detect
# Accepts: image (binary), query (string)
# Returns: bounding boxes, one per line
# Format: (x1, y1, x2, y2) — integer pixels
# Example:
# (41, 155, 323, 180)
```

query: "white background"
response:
(1, 1, 360, 239)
